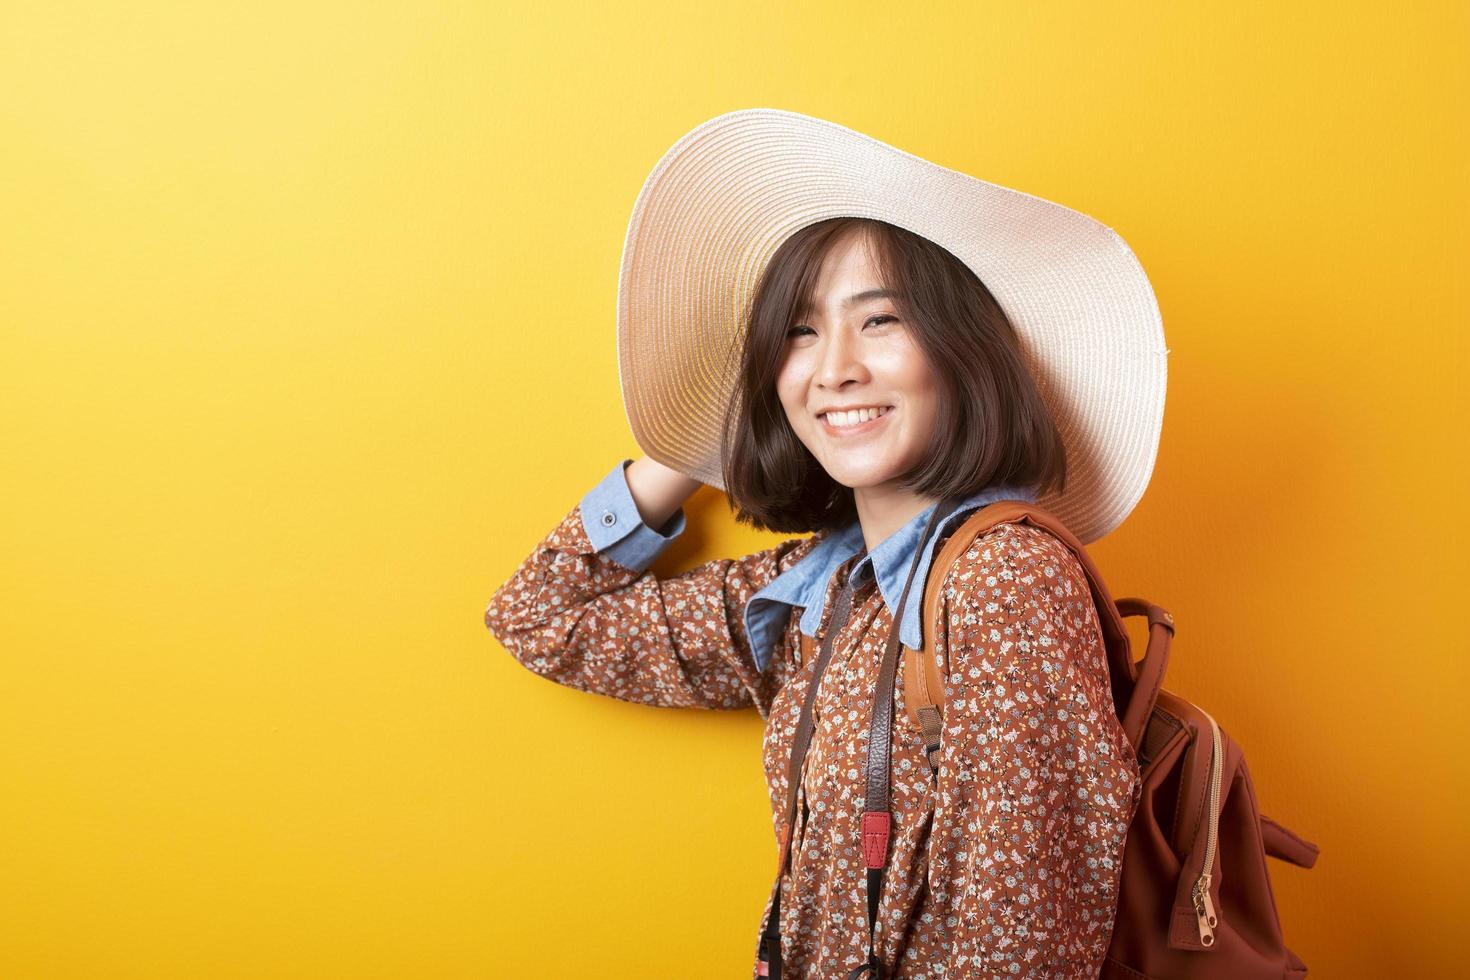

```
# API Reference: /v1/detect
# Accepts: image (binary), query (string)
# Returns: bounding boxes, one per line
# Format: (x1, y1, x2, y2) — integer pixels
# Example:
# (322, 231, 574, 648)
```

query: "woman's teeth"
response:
(823, 406, 892, 428)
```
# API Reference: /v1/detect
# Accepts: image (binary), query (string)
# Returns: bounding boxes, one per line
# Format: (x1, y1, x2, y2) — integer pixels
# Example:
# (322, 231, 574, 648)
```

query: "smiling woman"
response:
(487, 108, 1171, 980)
(486, 217, 1129, 980)
(721, 216, 1067, 543)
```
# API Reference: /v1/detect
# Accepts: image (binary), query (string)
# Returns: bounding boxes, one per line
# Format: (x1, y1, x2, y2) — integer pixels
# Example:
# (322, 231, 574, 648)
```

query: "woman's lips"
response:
(819, 406, 894, 437)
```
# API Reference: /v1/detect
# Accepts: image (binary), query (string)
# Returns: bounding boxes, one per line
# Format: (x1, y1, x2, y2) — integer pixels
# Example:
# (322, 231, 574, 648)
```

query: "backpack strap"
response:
(900, 500, 1148, 780)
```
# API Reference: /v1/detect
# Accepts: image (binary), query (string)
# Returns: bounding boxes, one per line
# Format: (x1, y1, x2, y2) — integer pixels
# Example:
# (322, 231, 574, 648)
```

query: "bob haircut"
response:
(719, 216, 1067, 535)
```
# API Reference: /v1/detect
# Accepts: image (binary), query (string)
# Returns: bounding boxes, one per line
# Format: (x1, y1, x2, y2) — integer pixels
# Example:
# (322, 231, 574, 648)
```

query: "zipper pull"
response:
(1198, 872, 1218, 929)
(1192, 873, 1218, 946)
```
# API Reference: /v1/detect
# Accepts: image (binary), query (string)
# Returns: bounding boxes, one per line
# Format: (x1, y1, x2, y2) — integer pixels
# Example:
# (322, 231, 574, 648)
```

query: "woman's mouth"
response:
(819, 405, 894, 437)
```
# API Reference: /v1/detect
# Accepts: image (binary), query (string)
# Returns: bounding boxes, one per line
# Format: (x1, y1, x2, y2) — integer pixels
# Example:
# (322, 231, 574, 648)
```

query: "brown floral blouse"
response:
(484, 464, 1141, 979)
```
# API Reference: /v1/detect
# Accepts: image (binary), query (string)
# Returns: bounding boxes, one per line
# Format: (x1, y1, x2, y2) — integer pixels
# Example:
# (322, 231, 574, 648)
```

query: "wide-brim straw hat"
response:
(614, 108, 1167, 544)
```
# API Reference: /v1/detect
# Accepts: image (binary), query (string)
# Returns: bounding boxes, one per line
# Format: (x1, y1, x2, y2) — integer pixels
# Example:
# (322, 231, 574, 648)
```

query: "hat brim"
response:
(615, 107, 1167, 544)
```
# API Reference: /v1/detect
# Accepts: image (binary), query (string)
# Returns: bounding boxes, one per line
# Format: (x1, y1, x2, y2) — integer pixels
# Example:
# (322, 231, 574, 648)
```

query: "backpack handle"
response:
(1115, 598, 1175, 753)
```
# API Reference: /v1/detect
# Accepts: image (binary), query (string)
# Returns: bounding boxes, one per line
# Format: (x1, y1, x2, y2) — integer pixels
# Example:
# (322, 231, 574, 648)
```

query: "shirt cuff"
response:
(578, 459, 688, 572)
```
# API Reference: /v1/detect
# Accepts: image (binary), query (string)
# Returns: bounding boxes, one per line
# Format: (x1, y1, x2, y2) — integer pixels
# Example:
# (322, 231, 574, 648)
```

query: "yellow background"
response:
(2, 2, 1465, 977)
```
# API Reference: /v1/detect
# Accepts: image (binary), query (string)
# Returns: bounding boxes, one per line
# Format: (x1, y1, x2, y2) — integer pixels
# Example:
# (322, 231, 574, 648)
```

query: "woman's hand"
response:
(623, 455, 705, 531)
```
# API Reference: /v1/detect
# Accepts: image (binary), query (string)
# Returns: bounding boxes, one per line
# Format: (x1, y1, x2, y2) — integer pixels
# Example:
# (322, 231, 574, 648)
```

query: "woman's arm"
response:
(619, 454, 704, 533)
(931, 522, 1141, 979)
(483, 457, 814, 716)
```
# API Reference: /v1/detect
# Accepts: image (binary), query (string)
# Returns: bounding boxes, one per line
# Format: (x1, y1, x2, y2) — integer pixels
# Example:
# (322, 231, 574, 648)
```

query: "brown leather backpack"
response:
(890, 501, 1321, 978)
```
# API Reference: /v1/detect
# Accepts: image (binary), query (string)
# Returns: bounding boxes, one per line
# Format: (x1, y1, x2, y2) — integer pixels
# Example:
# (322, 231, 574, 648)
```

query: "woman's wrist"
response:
(623, 455, 703, 530)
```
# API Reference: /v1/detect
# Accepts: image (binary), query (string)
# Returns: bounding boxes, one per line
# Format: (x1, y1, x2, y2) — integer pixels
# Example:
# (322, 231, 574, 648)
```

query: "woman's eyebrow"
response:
(799, 288, 898, 317)
(841, 288, 898, 308)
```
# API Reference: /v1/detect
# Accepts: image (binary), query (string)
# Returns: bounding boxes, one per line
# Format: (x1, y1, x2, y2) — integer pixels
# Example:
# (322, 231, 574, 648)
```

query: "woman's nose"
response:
(814, 327, 870, 389)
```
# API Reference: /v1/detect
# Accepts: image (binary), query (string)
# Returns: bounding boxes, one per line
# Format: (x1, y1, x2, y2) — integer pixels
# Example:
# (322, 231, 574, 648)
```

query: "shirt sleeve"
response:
(483, 458, 814, 717)
(931, 522, 1141, 979)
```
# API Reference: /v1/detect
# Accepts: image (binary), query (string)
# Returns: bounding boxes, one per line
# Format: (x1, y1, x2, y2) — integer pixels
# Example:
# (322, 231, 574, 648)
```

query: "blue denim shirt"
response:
(579, 459, 1039, 674)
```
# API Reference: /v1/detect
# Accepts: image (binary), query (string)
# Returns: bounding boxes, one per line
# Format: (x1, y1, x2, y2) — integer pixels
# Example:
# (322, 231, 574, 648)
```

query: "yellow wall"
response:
(2, 2, 1464, 976)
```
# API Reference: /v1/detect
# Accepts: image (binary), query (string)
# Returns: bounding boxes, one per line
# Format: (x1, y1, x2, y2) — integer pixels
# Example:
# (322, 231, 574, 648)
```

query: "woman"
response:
(486, 110, 1164, 978)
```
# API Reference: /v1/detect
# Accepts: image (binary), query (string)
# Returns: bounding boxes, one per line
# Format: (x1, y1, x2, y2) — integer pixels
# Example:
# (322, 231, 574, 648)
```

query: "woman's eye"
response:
(786, 316, 895, 339)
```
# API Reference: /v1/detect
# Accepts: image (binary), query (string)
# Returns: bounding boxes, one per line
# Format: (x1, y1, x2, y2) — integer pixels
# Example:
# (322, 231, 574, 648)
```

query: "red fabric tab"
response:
(776, 824, 793, 874)
(756, 958, 769, 976)
(861, 811, 891, 869)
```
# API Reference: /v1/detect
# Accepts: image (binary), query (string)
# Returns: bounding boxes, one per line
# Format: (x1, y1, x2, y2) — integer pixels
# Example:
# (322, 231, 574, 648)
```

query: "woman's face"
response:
(775, 229, 942, 494)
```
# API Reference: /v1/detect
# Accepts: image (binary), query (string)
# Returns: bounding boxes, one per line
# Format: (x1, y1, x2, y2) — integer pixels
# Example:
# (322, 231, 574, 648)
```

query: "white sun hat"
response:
(614, 107, 1167, 544)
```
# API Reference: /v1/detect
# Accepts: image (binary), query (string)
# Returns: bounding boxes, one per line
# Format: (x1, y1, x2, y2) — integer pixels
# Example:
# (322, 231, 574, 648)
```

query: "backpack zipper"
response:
(1191, 707, 1222, 946)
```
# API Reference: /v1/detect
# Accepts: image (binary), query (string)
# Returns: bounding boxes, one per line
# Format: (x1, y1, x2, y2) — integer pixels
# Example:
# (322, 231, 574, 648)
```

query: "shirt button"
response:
(601, 511, 617, 527)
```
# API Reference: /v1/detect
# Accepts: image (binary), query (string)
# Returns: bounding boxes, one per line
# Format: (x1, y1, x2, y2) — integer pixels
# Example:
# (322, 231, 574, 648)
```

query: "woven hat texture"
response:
(615, 108, 1167, 543)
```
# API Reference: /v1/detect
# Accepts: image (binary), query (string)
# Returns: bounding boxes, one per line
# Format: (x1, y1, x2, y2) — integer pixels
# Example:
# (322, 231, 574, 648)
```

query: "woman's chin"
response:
(820, 462, 906, 491)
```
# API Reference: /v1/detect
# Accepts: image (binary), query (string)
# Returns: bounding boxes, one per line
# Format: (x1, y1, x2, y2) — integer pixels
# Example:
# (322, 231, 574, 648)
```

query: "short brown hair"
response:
(719, 217, 1066, 534)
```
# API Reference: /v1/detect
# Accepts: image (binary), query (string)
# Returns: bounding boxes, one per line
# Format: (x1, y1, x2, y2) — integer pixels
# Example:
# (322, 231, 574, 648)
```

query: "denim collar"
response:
(740, 483, 1039, 674)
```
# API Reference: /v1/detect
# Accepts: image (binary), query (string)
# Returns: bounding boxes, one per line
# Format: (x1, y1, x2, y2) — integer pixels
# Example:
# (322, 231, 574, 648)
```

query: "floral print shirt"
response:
(484, 460, 1142, 978)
